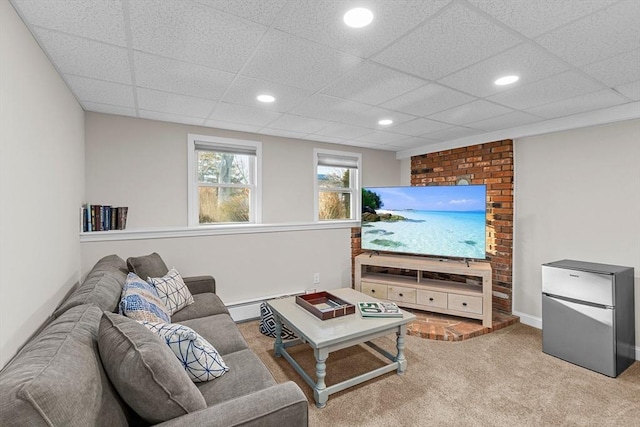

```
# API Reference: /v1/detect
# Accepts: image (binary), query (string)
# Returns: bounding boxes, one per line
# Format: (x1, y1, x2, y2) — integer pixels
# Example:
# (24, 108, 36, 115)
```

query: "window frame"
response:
(187, 134, 262, 226)
(313, 148, 362, 222)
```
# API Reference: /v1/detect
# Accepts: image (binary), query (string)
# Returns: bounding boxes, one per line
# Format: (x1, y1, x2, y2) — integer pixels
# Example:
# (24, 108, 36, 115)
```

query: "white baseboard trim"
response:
(513, 310, 640, 361)
(513, 310, 542, 329)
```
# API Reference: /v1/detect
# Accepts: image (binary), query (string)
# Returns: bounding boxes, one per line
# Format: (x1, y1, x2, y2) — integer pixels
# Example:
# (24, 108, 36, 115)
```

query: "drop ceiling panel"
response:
(288, 94, 371, 123)
(312, 123, 373, 140)
(615, 80, 640, 101)
(137, 88, 217, 118)
(423, 126, 484, 142)
(339, 106, 415, 129)
(264, 114, 333, 134)
(381, 83, 477, 117)
(320, 62, 427, 106)
(467, 0, 617, 38)
(438, 43, 569, 98)
(82, 102, 136, 118)
(387, 118, 452, 136)
(534, 1, 640, 67)
(65, 75, 134, 108)
(487, 71, 605, 110)
(129, 0, 267, 72)
(33, 28, 131, 84)
(241, 30, 362, 91)
(139, 110, 206, 127)
(12, 0, 126, 45)
(428, 100, 513, 126)
(222, 76, 312, 112)
(193, 0, 288, 26)
(372, 2, 522, 80)
(273, 0, 450, 58)
(354, 131, 409, 145)
(211, 102, 282, 127)
(259, 128, 308, 140)
(466, 111, 543, 132)
(134, 52, 235, 100)
(203, 119, 261, 133)
(525, 89, 630, 118)
(582, 48, 640, 88)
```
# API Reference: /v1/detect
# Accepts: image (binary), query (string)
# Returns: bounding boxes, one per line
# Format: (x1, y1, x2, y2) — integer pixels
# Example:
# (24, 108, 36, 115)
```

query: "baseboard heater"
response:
(226, 291, 305, 323)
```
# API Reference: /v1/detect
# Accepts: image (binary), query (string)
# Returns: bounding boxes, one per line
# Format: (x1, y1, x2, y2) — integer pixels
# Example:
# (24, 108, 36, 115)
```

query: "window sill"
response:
(79, 220, 359, 242)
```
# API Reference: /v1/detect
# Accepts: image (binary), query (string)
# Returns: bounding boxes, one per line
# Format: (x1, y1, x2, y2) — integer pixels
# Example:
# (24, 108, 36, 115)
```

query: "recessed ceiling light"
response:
(378, 119, 393, 125)
(494, 75, 519, 86)
(343, 8, 373, 28)
(256, 94, 275, 103)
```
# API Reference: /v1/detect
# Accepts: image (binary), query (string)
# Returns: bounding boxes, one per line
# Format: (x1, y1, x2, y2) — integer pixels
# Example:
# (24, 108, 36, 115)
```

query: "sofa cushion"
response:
(127, 252, 169, 281)
(148, 268, 194, 315)
(98, 312, 207, 424)
(196, 349, 277, 406)
(179, 314, 249, 356)
(53, 254, 127, 317)
(0, 305, 129, 427)
(170, 292, 229, 322)
(119, 272, 170, 323)
(140, 321, 229, 382)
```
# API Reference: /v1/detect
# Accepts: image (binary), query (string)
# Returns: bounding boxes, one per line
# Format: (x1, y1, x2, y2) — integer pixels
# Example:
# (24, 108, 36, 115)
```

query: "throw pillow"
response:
(148, 268, 194, 315)
(119, 272, 170, 323)
(259, 301, 297, 340)
(126, 252, 169, 281)
(98, 312, 207, 424)
(140, 321, 229, 382)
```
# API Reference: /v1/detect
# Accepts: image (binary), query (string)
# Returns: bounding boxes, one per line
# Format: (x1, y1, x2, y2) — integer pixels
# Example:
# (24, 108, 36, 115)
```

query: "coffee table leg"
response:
(274, 316, 283, 357)
(314, 347, 329, 408)
(396, 325, 407, 375)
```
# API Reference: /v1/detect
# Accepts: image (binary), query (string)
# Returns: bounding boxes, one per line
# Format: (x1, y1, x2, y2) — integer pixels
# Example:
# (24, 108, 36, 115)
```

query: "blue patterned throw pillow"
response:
(119, 273, 171, 323)
(148, 268, 194, 315)
(140, 321, 229, 382)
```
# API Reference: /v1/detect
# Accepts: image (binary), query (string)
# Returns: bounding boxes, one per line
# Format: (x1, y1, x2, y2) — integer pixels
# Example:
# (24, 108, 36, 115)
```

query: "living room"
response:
(1, 0, 639, 425)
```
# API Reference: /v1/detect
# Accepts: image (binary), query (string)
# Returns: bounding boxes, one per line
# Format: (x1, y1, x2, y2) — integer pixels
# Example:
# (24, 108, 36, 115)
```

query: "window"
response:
(188, 134, 261, 225)
(314, 149, 361, 221)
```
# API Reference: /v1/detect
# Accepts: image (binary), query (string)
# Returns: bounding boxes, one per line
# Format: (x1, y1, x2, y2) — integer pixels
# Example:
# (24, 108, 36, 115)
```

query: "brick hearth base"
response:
(405, 309, 519, 341)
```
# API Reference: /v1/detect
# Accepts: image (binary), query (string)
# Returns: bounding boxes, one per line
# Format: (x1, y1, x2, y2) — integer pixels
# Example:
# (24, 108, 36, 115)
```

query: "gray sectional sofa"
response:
(0, 253, 308, 426)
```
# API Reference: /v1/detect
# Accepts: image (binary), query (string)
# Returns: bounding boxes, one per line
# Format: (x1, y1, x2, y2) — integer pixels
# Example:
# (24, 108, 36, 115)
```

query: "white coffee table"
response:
(267, 287, 417, 408)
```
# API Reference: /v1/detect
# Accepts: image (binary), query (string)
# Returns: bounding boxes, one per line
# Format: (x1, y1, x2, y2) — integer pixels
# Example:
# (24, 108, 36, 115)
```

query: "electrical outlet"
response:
(313, 273, 320, 284)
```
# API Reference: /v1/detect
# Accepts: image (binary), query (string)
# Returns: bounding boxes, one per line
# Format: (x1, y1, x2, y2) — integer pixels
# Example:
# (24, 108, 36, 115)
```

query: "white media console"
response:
(354, 253, 493, 327)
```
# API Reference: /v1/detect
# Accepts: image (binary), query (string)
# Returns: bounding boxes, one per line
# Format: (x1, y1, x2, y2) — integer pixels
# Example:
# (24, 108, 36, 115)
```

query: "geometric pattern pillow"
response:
(139, 321, 229, 382)
(148, 268, 194, 315)
(259, 302, 297, 340)
(119, 273, 170, 323)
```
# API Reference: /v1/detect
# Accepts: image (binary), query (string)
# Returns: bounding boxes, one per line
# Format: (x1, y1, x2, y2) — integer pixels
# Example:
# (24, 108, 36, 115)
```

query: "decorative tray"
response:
(295, 291, 355, 320)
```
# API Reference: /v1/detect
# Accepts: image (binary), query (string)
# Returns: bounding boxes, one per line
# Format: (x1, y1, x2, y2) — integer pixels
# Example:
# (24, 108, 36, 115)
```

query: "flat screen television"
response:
(361, 185, 487, 260)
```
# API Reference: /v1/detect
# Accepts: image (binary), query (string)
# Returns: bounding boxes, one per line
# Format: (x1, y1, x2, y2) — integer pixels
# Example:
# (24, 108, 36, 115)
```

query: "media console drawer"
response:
(361, 282, 388, 299)
(416, 289, 447, 309)
(388, 286, 417, 303)
(448, 294, 482, 314)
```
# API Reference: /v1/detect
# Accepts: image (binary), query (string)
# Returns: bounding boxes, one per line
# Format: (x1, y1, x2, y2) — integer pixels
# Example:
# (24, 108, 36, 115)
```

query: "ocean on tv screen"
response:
(361, 185, 487, 259)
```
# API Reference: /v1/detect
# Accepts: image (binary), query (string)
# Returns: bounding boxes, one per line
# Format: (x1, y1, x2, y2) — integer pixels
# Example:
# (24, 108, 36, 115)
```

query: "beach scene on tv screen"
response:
(362, 185, 486, 259)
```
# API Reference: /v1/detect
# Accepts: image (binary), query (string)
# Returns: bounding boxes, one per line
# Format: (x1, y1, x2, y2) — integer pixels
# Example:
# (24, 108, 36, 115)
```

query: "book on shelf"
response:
(81, 204, 128, 232)
(357, 301, 403, 318)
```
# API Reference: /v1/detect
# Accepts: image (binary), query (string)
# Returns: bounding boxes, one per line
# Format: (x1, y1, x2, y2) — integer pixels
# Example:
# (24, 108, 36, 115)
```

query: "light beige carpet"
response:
(237, 321, 640, 426)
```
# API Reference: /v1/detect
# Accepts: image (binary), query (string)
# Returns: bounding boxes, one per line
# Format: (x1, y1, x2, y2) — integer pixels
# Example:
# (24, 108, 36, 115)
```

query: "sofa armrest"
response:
(183, 275, 216, 295)
(155, 382, 308, 427)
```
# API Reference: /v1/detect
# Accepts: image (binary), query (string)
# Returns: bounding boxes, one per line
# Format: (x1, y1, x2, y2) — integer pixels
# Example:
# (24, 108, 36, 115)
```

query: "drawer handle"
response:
(429, 297, 434, 302)
(399, 293, 404, 297)
(371, 289, 375, 293)
(462, 302, 468, 306)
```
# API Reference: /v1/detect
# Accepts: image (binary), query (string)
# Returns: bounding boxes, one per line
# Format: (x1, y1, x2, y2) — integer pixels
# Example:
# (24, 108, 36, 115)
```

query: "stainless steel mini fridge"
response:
(542, 260, 635, 377)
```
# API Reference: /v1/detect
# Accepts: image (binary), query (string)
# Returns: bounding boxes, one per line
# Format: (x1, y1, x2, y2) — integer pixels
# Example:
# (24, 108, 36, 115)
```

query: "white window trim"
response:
(313, 148, 362, 222)
(187, 133, 262, 226)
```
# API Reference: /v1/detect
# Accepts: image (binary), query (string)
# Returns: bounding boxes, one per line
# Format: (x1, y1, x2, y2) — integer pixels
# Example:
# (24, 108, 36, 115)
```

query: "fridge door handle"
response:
(542, 292, 613, 310)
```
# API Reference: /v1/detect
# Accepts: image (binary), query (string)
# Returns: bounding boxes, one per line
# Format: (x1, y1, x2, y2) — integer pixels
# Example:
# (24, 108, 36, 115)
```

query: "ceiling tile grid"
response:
(9, 0, 639, 153)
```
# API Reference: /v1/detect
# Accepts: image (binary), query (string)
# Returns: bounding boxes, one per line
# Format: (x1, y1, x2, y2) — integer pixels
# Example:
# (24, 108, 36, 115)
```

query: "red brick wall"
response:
(351, 139, 513, 314)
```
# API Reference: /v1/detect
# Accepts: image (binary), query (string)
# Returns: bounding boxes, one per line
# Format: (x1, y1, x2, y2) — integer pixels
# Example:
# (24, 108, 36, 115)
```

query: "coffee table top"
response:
(267, 288, 416, 348)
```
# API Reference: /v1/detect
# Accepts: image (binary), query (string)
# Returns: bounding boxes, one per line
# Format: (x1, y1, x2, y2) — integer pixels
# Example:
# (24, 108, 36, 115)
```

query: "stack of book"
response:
(357, 301, 403, 318)
(81, 204, 128, 232)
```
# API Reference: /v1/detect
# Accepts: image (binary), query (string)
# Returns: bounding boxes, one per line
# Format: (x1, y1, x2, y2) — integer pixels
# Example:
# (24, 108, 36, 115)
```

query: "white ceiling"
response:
(10, 0, 640, 155)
